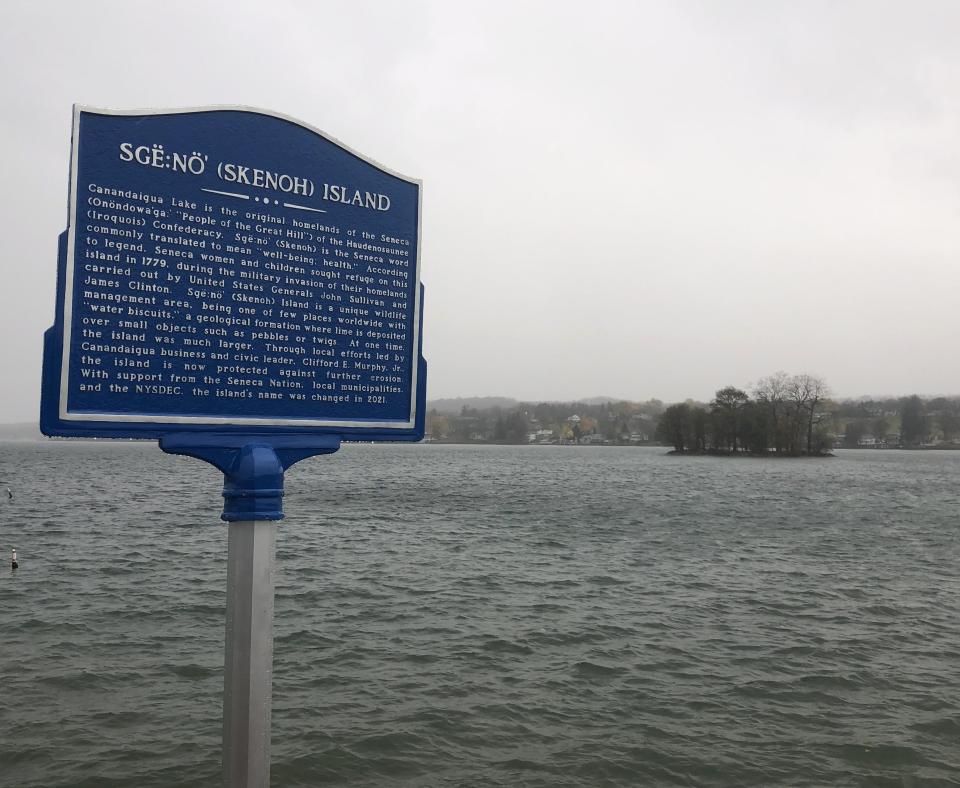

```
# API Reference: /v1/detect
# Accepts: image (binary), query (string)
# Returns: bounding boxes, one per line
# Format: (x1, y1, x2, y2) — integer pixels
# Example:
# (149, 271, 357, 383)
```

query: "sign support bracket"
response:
(160, 433, 340, 787)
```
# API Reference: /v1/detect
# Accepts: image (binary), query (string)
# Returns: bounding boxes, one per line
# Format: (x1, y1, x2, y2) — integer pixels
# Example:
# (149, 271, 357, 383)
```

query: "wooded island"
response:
(655, 373, 832, 456)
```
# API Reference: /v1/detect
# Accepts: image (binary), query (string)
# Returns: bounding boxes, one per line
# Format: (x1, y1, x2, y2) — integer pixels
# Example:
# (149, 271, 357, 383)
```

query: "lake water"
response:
(0, 442, 958, 787)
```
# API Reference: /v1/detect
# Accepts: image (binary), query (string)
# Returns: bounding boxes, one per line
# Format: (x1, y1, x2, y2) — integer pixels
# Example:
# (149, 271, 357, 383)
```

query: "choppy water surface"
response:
(0, 442, 958, 787)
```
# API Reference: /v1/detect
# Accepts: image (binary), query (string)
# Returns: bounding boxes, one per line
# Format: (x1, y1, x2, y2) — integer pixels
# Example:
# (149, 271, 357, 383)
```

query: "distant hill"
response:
(427, 395, 632, 414)
(427, 397, 519, 414)
(575, 396, 620, 406)
(0, 423, 42, 441)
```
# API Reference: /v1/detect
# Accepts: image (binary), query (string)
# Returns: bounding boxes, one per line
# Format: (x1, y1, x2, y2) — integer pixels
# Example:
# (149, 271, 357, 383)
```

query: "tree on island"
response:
(754, 372, 791, 453)
(655, 403, 693, 452)
(711, 386, 749, 452)
(793, 374, 830, 455)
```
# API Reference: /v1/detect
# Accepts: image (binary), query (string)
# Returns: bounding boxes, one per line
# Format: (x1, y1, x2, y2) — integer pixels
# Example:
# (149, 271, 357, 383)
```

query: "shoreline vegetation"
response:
(423, 376, 960, 454)
(2, 380, 958, 452)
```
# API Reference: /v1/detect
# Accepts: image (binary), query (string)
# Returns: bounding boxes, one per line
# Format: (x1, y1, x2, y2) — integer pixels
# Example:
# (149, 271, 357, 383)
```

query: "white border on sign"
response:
(59, 105, 422, 430)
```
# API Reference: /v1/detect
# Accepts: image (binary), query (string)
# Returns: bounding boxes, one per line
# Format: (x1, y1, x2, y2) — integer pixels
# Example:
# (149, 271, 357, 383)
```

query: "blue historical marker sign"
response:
(41, 106, 425, 440)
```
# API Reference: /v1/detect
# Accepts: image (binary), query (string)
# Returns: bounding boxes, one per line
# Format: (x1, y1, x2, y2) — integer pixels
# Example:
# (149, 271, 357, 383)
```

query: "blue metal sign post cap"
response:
(159, 433, 341, 520)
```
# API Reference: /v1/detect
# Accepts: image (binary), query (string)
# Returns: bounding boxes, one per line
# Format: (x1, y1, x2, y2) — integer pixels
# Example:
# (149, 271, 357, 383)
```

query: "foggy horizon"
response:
(2, 1, 959, 422)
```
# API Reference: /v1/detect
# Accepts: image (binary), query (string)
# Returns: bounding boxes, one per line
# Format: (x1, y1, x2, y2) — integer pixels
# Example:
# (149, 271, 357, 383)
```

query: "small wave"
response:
(585, 574, 630, 586)
(732, 681, 851, 706)
(796, 672, 868, 690)
(861, 604, 901, 617)
(574, 660, 627, 678)
(532, 539, 568, 548)
(773, 644, 818, 657)
(910, 715, 960, 736)
(275, 629, 338, 647)
(98, 565, 135, 576)
(85, 709, 144, 728)
(13, 617, 93, 635)
(350, 730, 431, 754)
(39, 668, 128, 690)
(397, 651, 441, 664)
(529, 629, 609, 646)
(481, 637, 533, 655)
(169, 663, 218, 679)
(493, 757, 549, 772)
(529, 602, 567, 613)
(834, 742, 925, 767)
(838, 588, 870, 600)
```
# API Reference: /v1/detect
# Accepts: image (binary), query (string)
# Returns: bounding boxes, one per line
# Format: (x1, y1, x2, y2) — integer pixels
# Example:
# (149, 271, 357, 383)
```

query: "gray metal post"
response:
(223, 520, 277, 788)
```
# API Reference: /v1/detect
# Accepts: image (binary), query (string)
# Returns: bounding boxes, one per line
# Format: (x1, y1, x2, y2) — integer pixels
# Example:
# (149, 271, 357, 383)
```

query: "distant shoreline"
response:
(2, 433, 959, 452)
(666, 449, 834, 458)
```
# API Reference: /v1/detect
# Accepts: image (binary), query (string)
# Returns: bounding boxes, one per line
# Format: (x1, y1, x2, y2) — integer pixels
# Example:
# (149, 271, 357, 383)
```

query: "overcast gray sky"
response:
(1, 0, 958, 422)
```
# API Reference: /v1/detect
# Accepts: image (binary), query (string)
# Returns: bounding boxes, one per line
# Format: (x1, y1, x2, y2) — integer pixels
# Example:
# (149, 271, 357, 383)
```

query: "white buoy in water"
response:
(11, 549, 17, 570)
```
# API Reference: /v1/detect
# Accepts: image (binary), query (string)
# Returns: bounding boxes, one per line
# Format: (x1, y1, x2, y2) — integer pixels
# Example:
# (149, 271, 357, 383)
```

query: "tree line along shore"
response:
(1, 379, 956, 451)
(424, 377, 960, 455)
